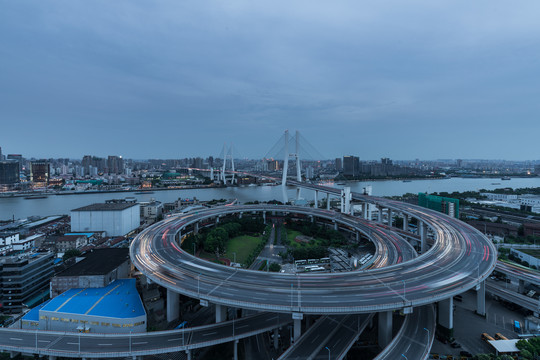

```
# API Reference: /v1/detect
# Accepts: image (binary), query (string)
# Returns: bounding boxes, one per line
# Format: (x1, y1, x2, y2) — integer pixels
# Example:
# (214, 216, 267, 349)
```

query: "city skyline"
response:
(2, 1, 540, 160)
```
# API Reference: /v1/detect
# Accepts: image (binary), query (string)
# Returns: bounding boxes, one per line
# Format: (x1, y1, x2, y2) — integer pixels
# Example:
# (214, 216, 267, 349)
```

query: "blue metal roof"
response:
(23, 300, 51, 322)
(40, 279, 145, 319)
(64, 232, 94, 238)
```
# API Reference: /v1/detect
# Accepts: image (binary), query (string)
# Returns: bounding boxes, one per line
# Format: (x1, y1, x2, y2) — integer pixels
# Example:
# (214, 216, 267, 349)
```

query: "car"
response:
(450, 341, 461, 348)
(460, 350, 472, 357)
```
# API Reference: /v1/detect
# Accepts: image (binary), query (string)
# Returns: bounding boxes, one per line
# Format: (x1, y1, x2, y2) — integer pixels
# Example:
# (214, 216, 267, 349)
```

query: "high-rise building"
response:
(335, 158, 342, 171)
(0, 161, 19, 185)
(7, 154, 23, 173)
(107, 155, 124, 174)
(343, 156, 360, 177)
(0, 146, 3, 161)
(30, 160, 50, 187)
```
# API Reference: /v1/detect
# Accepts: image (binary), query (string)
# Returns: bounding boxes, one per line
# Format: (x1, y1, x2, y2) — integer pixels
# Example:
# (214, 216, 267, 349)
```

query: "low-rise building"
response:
(50, 248, 131, 297)
(140, 199, 163, 221)
(55, 234, 88, 252)
(21, 279, 146, 333)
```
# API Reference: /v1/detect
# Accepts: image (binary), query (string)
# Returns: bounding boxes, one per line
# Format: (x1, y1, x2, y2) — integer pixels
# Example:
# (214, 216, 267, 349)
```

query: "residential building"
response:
(30, 160, 50, 187)
(343, 156, 360, 177)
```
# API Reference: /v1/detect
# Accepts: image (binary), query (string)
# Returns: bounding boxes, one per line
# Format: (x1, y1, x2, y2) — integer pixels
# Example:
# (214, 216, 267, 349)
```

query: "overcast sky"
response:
(1, 1, 540, 161)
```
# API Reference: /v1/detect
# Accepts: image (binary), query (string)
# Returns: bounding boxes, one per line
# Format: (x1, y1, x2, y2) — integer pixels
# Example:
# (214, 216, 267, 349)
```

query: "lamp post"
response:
(193, 243, 196, 256)
(402, 280, 406, 302)
(198, 273, 201, 296)
(424, 327, 429, 344)
(232, 252, 236, 264)
(325, 346, 330, 360)
(129, 330, 132, 353)
(401, 354, 408, 360)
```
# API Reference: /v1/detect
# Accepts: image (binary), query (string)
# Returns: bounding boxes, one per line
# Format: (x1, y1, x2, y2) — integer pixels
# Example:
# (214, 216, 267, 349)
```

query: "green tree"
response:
(63, 249, 81, 261)
(269, 263, 281, 272)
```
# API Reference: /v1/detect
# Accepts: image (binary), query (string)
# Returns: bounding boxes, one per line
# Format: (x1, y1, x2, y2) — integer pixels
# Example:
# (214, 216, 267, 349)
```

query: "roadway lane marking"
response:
(38, 340, 51, 343)
(67, 342, 79, 345)
(132, 341, 147, 345)
(202, 332, 218, 336)
(98, 343, 112, 346)
(9, 338, 22, 341)
(237, 325, 249, 329)
(167, 338, 182, 342)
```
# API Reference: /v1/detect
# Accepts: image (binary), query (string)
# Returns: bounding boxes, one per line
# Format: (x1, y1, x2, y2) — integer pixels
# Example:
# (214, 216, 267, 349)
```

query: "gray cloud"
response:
(1, 1, 539, 160)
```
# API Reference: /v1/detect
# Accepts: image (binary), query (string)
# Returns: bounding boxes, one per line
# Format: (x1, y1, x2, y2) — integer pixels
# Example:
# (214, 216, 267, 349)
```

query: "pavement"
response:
(430, 289, 528, 358)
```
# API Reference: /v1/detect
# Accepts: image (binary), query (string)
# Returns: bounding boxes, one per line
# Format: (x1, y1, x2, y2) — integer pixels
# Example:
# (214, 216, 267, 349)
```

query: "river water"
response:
(1, 177, 539, 221)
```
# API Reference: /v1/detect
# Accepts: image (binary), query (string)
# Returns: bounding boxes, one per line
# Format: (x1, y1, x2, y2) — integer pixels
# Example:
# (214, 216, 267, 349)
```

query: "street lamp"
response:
(423, 327, 429, 343)
(193, 243, 196, 256)
(325, 346, 330, 360)
(232, 252, 236, 264)
(129, 330, 132, 353)
(402, 280, 406, 302)
(401, 354, 408, 360)
(198, 273, 201, 296)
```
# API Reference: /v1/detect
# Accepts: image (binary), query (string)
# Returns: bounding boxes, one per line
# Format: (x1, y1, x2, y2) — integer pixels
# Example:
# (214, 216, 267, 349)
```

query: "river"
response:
(0, 177, 538, 221)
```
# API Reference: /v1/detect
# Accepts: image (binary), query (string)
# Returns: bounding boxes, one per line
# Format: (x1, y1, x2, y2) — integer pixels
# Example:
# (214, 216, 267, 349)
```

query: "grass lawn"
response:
(225, 235, 262, 264)
(286, 229, 325, 248)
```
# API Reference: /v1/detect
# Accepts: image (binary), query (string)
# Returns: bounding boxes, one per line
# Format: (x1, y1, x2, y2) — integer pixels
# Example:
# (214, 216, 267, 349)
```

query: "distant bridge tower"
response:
(221, 144, 235, 185)
(281, 130, 302, 204)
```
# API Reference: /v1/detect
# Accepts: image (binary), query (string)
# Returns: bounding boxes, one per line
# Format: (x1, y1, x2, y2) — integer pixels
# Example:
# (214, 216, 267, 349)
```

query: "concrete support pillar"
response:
(49, 356, 56, 360)
(362, 203, 368, 220)
(378, 208, 383, 224)
(185, 350, 192, 360)
(9, 353, 19, 359)
(438, 297, 454, 338)
(356, 232, 360, 242)
(194, 222, 199, 235)
(314, 191, 318, 208)
(310, 215, 314, 223)
(233, 339, 239, 360)
(263, 212, 267, 224)
(294, 318, 302, 341)
(476, 281, 486, 316)
(167, 289, 180, 323)
(388, 209, 393, 227)
(402, 214, 408, 231)
(274, 328, 279, 349)
(215, 304, 227, 323)
(333, 221, 338, 231)
(420, 221, 427, 253)
(378, 311, 392, 348)
(216, 216, 220, 224)
(239, 212, 242, 219)
(326, 193, 330, 210)
(518, 279, 525, 294)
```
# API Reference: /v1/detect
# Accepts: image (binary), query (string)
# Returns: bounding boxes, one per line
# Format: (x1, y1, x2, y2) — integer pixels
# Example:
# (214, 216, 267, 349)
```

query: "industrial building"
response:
(50, 248, 131, 297)
(418, 192, 459, 218)
(71, 199, 140, 236)
(21, 279, 146, 333)
(0, 252, 54, 313)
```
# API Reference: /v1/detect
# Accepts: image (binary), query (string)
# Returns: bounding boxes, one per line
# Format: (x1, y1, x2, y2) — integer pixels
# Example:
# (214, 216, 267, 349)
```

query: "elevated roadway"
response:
(132, 202, 497, 314)
(0, 312, 291, 358)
